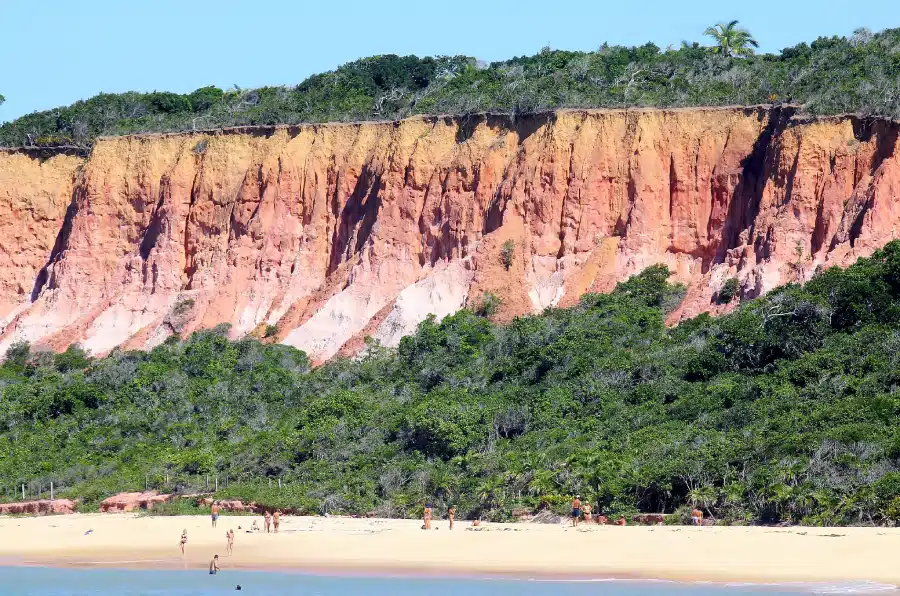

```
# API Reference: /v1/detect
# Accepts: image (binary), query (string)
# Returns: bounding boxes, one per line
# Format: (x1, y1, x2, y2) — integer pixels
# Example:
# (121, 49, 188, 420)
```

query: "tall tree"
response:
(704, 20, 759, 57)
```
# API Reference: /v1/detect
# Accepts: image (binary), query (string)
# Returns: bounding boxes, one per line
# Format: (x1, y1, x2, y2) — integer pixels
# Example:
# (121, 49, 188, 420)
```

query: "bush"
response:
(718, 277, 740, 303)
(4, 28, 900, 147)
(472, 292, 501, 317)
(4, 244, 900, 525)
(140, 499, 206, 516)
(500, 240, 515, 270)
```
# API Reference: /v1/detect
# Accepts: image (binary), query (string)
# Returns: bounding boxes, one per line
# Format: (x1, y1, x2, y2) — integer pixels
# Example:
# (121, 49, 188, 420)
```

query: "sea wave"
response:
(531, 577, 897, 594)
(723, 581, 897, 594)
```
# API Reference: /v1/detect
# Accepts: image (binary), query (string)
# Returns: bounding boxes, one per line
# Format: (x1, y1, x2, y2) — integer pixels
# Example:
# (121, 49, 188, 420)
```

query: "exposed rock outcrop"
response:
(0, 149, 82, 320)
(1, 107, 899, 361)
(99, 491, 172, 512)
(0, 499, 77, 515)
(633, 513, 668, 525)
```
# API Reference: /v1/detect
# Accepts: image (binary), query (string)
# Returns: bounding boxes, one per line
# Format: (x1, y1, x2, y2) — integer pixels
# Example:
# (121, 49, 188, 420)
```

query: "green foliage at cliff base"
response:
(3, 243, 900, 525)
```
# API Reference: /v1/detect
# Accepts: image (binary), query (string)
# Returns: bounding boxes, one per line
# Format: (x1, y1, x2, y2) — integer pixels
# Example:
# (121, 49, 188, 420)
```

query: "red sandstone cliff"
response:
(1, 107, 898, 361)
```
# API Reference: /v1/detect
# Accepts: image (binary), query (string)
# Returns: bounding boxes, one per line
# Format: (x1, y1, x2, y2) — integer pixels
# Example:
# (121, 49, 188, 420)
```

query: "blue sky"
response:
(1, 0, 896, 122)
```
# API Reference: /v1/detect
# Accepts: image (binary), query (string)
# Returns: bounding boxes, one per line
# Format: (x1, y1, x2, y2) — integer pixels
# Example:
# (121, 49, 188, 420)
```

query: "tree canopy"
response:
(704, 21, 759, 58)
(1, 26, 899, 148)
(3, 243, 900, 525)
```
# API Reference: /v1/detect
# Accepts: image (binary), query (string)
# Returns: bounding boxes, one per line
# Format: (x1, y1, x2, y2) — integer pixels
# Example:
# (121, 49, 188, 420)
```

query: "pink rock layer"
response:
(99, 491, 173, 512)
(0, 499, 77, 515)
(1, 107, 898, 361)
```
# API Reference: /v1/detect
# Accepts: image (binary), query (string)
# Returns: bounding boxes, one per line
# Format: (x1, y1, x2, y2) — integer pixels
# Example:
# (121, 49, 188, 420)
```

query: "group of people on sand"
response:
(178, 501, 289, 579)
(248, 510, 280, 533)
(422, 504, 456, 530)
(570, 496, 627, 527)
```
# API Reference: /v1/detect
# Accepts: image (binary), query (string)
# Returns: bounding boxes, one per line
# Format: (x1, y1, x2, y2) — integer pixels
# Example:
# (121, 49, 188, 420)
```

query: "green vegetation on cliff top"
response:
(3, 243, 900, 524)
(1, 25, 899, 148)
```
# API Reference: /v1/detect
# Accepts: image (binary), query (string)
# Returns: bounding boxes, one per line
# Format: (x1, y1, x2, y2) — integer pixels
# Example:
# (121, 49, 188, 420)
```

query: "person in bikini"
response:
(581, 502, 593, 523)
(264, 511, 272, 533)
(423, 504, 433, 529)
(273, 510, 280, 533)
(448, 506, 456, 530)
(226, 529, 235, 555)
(570, 496, 582, 527)
(179, 529, 188, 555)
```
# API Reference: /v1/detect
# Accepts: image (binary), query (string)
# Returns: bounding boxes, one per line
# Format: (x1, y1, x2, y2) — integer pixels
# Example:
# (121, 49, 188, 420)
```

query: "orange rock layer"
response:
(1, 107, 898, 361)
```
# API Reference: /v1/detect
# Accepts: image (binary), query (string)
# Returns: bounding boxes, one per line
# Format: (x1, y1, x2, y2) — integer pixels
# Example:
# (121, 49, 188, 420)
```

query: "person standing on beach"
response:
(211, 502, 220, 528)
(570, 496, 582, 527)
(448, 506, 456, 530)
(581, 502, 592, 523)
(423, 504, 432, 529)
(209, 554, 220, 575)
(264, 511, 272, 533)
(691, 507, 704, 526)
(226, 529, 235, 555)
(179, 529, 188, 555)
(273, 510, 280, 533)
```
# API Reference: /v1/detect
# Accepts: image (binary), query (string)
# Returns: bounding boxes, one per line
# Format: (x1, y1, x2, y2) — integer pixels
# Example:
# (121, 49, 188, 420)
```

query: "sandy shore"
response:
(0, 514, 897, 585)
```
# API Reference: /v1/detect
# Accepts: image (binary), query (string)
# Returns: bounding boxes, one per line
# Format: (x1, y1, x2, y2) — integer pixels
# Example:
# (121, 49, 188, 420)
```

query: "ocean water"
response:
(0, 568, 894, 596)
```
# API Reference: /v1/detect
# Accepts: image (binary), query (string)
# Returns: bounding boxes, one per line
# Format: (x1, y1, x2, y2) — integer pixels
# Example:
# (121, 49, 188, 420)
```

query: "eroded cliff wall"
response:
(1, 107, 898, 361)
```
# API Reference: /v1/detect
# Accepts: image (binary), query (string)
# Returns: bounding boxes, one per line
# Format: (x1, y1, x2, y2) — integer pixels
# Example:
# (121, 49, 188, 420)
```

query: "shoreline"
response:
(1, 514, 898, 587)
(1, 563, 897, 595)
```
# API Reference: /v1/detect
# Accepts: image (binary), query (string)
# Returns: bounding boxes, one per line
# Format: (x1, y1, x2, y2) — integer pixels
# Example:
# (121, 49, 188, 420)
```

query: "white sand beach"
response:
(0, 514, 898, 585)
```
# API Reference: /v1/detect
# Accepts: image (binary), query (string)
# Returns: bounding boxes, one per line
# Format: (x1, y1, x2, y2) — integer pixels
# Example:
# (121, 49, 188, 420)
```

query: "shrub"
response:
(500, 240, 515, 270)
(4, 244, 900, 525)
(191, 139, 208, 155)
(718, 277, 740, 303)
(5, 28, 900, 147)
(472, 292, 501, 317)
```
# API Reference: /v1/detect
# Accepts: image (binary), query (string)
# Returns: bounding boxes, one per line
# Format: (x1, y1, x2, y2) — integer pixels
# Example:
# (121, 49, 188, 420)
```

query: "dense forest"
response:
(2, 243, 900, 525)
(1, 26, 898, 148)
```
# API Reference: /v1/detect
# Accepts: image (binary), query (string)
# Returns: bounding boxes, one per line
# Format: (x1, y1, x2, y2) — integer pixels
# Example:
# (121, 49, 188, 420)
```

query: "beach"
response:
(0, 514, 897, 586)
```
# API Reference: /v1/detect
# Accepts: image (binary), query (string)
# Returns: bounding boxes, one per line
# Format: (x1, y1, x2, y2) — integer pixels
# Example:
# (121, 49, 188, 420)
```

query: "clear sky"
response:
(1, 0, 896, 122)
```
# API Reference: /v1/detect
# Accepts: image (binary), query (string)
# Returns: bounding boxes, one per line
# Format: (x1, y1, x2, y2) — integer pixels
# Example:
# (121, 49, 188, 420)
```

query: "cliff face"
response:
(1, 107, 898, 361)
(0, 150, 82, 319)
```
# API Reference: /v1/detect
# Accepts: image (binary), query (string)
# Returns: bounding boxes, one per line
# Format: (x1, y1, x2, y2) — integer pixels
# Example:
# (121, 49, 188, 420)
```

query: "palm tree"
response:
(704, 21, 759, 58)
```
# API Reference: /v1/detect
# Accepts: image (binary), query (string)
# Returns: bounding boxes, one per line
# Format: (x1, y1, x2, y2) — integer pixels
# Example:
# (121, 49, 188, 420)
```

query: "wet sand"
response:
(0, 514, 897, 585)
